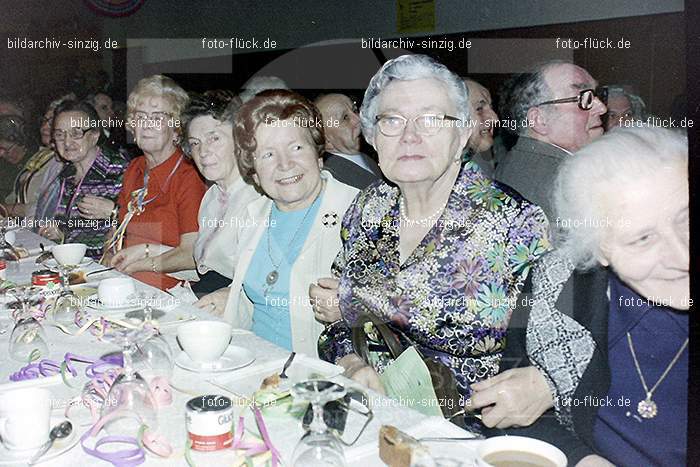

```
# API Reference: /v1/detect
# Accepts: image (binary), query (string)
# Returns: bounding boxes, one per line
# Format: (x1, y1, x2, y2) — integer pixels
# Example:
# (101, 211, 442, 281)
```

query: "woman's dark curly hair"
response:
(51, 99, 105, 146)
(181, 90, 241, 156)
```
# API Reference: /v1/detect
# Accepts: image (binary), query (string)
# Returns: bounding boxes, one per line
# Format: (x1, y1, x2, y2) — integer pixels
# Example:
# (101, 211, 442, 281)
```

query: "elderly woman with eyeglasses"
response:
(2, 94, 73, 219)
(181, 91, 261, 294)
(36, 100, 127, 258)
(195, 90, 359, 356)
(316, 55, 549, 401)
(108, 75, 206, 290)
(471, 127, 689, 467)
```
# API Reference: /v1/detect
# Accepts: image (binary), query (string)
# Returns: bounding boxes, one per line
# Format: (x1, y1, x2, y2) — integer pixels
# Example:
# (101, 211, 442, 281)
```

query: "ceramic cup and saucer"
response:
(175, 321, 255, 373)
(0, 388, 78, 464)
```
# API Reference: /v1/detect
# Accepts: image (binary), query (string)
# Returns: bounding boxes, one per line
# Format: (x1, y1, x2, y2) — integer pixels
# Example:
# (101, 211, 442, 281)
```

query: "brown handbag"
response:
(351, 312, 462, 418)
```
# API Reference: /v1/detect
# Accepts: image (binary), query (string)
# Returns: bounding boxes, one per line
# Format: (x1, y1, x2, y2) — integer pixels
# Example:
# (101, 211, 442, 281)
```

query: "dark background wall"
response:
(0, 1, 687, 139)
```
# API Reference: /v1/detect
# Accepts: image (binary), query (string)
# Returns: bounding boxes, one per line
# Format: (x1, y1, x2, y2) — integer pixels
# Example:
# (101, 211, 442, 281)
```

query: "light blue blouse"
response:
(243, 196, 322, 350)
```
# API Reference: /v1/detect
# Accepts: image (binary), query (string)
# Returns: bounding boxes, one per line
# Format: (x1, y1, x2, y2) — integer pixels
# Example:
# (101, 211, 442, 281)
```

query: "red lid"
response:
(0, 260, 6, 270)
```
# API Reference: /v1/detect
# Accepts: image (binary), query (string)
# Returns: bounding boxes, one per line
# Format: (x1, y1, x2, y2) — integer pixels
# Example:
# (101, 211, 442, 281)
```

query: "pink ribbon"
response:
(230, 407, 280, 466)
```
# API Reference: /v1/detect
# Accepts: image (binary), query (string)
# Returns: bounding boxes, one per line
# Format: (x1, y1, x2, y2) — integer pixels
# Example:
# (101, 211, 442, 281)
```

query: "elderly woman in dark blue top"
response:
(316, 55, 550, 404)
(476, 126, 689, 466)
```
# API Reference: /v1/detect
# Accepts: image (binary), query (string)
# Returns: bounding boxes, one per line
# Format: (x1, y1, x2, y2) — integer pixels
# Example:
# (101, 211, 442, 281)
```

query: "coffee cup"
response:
(177, 321, 232, 363)
(51, 243, 87, 266)
(98, 277, 136, 307)
(476, 435, 567, 467)
(0, 388, 51, 451)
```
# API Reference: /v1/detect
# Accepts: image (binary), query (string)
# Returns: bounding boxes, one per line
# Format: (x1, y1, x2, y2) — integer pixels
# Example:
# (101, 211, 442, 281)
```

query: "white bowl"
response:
(177, 321, 232, 363)
(477, 435, 567, 467)
(97, 277, 136, 307)
(51, 243, 87, 266)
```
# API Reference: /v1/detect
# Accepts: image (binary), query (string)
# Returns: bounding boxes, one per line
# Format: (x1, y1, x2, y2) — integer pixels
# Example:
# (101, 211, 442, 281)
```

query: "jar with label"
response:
(185, 395, 234, 451)
(32, 270, 62, 294)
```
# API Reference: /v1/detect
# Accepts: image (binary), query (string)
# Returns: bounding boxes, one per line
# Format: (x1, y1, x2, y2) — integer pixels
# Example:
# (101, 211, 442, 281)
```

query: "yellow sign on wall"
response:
(397, 0, 435, 34)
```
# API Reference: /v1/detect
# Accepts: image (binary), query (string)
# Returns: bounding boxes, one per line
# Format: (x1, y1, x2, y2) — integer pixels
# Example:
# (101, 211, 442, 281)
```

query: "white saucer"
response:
(0, 416, 78, 464)
(86, 299, 141, 313)
(43, 258, 93, 269)
(175, 346, 255, 373)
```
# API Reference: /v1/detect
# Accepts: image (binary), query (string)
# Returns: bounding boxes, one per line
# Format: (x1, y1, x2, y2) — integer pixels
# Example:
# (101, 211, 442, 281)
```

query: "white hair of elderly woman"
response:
(359, 54, 471, 143)
(239, 75, 289, 103)
(552, 126, 687, 269)
(126, 74, 189, 120)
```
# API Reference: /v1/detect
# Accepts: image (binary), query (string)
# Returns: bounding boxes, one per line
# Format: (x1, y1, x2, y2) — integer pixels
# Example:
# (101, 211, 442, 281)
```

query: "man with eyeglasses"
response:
(494, 61, 607, 222)
(603, 86, 646, 131)
(314, 93, 382, 189)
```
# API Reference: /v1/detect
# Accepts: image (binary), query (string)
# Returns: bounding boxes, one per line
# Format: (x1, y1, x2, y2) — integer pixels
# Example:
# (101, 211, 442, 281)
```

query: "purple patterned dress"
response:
(318, 161, 550, 399)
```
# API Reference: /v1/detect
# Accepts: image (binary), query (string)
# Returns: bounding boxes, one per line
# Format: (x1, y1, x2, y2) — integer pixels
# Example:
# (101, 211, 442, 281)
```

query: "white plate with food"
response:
(211, 354, 344, 397)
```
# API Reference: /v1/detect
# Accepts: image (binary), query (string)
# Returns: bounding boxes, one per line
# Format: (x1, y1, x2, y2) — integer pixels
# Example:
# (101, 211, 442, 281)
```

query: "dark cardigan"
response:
(494, 266, 611, 464)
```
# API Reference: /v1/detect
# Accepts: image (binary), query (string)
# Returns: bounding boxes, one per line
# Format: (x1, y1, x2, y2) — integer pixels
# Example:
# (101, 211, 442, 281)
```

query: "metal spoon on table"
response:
(35, 243, 53, 264)
(28, 420, 73, 464)
(279, 351, 296, 379)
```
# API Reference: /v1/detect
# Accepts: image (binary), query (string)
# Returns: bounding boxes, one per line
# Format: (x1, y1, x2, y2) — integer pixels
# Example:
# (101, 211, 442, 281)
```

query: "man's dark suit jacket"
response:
(322, 152, 382, 190)
(494, 135, 569, 222)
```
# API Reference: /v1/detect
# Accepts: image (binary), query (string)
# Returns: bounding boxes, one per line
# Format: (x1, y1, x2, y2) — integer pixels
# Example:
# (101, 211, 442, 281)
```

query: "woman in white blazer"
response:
(196, 90, 359, 357)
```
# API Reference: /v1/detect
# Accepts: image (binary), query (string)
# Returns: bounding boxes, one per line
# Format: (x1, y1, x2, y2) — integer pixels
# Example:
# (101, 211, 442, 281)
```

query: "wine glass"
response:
(291, 380, 347, 467)
(130, 293, 174, 381)
(132, 330, 174, 381)
(50, 292, 82, 325)
(99, 319, 159, 436)
(7, 286, 48, 362)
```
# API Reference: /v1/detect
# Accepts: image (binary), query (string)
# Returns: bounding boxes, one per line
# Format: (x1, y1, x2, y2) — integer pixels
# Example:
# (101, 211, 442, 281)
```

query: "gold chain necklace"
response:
(626, 332, 688, 419)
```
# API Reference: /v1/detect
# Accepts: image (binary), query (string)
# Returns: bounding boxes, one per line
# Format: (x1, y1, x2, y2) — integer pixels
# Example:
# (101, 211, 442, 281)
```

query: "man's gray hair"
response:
(606, 85, 648, 121)
(499, 60, 574, 134)
(552, 126, 687, 270)
(359, 54, 470, 142)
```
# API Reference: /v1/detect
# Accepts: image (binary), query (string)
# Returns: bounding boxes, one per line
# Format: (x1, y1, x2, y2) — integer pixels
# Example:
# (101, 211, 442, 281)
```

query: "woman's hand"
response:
(194, 288, 230, 316)
(309, 277, 341, 323)
(77, 195, 114, 220)
(110, 244, 147, 273)
(39, 224, 63, 242)
(575, 455, 615, 467)
(338, 354, 386, 394)
(467, 366, 554, 428)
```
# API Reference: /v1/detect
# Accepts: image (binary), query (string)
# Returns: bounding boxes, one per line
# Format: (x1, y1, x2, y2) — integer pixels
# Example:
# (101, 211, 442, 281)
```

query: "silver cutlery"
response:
(29, 420, 72, 464)
(279, 351, 296, 379)
(35, 243, 52, 264)
(418, 434, 485, 442)
(86, 267, 115, 276)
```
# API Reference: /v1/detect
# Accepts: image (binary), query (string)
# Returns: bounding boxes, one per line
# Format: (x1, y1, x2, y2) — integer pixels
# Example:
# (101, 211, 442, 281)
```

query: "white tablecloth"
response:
(0, 230, 482, 466)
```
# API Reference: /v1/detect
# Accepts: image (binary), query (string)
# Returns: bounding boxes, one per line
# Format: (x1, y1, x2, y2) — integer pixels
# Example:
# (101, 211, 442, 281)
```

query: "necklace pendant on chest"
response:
(637, 396, 657, 419)
(266, 270, 279, 286)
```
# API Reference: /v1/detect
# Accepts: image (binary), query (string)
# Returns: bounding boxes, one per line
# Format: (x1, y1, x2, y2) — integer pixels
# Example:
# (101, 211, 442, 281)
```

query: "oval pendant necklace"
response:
(264, 198, 317, 293)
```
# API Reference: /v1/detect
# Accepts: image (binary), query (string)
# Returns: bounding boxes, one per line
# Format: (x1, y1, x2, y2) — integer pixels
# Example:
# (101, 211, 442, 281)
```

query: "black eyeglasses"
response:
(535, 88, 605, 111)
(52, 127, 94, 142)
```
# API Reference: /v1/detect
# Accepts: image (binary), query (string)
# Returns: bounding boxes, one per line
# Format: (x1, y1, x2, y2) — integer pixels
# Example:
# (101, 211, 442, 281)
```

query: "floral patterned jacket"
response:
(318, 161, 550, 399)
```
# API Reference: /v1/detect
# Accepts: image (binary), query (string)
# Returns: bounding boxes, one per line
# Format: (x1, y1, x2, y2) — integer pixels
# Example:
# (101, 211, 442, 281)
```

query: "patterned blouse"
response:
(318, 161, 550, 399)
(53, 147, 127, 259)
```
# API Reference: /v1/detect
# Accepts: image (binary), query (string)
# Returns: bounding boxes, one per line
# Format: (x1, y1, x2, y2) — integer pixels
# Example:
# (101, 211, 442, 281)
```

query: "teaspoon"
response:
(29, 420, 73, 465)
